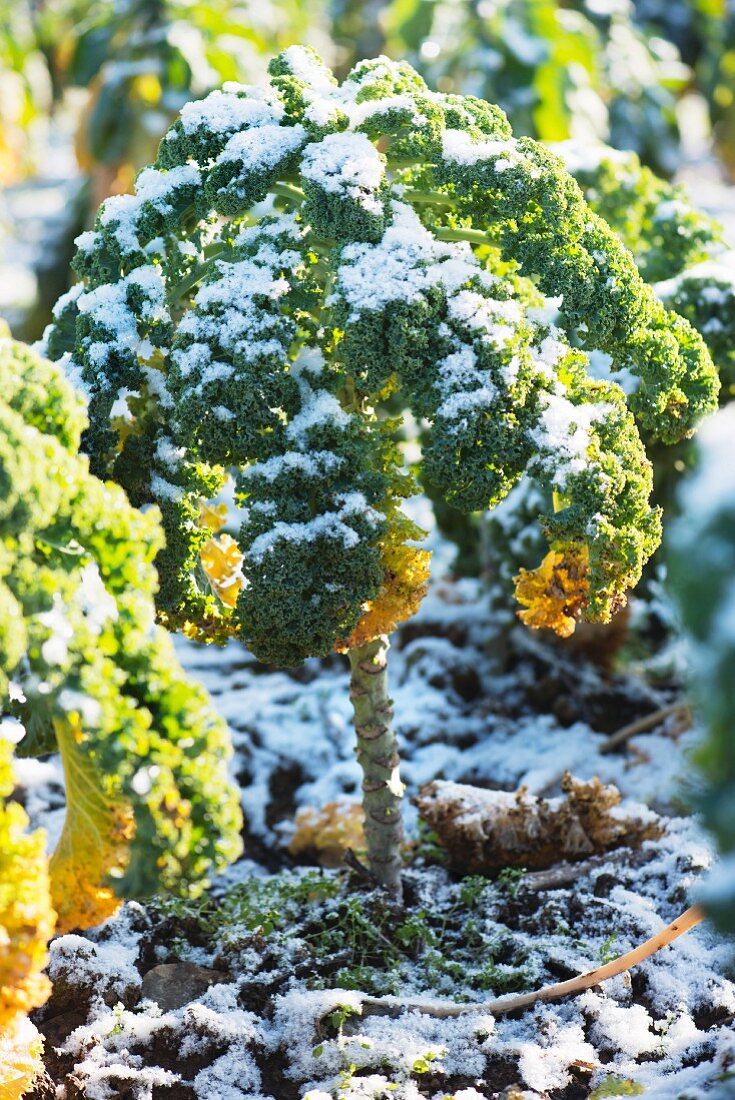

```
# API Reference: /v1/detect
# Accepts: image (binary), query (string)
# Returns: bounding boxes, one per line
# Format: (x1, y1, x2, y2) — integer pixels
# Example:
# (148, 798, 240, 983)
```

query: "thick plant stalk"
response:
(357, 905, 704, 1018)
(348, 636, 404, 901)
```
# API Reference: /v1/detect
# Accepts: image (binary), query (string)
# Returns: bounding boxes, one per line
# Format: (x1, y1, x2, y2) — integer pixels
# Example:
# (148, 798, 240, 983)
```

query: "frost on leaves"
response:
(39, 46, 718, 660)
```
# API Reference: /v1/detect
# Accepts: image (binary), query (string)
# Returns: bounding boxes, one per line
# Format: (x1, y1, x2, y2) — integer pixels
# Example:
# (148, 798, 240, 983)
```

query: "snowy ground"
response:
(18, 562, 735, 1100)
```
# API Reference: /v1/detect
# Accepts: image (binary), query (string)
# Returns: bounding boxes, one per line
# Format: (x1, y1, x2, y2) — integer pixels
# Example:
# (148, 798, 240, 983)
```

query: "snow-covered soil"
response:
(19, 569, 735, 1100)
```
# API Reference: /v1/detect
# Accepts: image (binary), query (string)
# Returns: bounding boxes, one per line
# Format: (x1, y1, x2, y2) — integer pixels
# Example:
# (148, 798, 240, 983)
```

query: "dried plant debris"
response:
(415, 775, 663, 874)
(289, 800, 366, 868)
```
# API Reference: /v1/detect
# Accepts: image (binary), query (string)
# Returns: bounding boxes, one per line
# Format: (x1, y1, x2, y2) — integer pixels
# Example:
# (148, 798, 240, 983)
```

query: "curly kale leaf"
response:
(39, 47, 719, 651)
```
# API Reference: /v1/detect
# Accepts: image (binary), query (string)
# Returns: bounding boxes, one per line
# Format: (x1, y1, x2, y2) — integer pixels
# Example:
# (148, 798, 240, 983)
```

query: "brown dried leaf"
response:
(415, 774, 662, 875)
(289, 801, 365, 868)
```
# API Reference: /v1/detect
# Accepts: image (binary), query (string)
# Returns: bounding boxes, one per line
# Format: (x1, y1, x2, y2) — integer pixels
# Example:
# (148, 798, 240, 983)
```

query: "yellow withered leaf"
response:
(0, 748, 55, 1030)
(338, 543, 431, 652)
(0, 809, 54, 1029)
(198, 499, 228, 533)
(0, 740, 54, 1099)
(49, 719, 133, 934)
(0, 1015, 45, 1100)
(515, 546, 590, 638)
(110, 414, 136, 453)
(200, 534, 245, 609)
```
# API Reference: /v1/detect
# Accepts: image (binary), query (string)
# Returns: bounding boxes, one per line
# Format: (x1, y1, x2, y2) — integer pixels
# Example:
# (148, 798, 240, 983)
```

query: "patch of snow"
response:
(302, 132, 385, 214)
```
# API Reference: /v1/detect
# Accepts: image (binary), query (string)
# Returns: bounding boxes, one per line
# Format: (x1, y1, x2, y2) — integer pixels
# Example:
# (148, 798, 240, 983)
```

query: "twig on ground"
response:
(600, 702, 692, 755)
(518, 847, 655, 892)
(344, 848, 380, 886)
(535, 703, 691, 797)
(355, 904, 705, 1020)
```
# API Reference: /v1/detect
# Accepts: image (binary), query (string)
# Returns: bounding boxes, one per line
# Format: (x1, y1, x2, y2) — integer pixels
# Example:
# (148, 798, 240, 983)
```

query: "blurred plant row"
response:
(3, 0, 735, 350)
(2, 0, 735, 192)
(0, 0, 321, 190)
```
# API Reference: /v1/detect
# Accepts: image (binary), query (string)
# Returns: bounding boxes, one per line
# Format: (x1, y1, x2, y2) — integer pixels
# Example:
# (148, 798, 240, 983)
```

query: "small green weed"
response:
(496, 866, 527, 897)
(599, 931, 620, 963)
(151, 865, 535, 1002)
(412, 1048, 443, 1074)
(590, 1077, 644, 1097)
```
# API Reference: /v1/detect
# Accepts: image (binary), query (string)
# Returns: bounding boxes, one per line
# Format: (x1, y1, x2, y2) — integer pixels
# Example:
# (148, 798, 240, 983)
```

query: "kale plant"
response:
(0, 335, 242, 935)
(479, 142, 734, 602)
(42, 47, 718, 896)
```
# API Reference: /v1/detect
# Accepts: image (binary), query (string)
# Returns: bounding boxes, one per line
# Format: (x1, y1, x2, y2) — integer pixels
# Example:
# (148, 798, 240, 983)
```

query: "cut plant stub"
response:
(415, 775, 663, 874)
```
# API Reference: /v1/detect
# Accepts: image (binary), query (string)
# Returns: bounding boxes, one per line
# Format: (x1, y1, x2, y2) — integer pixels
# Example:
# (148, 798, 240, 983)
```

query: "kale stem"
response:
(273, 180, 305, 203)
(433, 226, 491, 246)
(403, 189, 457, 208)
(169, 245, 228, 303)
(348, 635, 404, 903)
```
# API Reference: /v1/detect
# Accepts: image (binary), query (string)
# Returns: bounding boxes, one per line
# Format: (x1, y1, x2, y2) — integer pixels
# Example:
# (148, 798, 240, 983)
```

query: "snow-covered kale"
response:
(41, 47, 718, 655)
(555, 141, 735, 400)
(41, 47, 719, 894)
(389, 0, 688, 178)
(477, 142, 735, 612)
